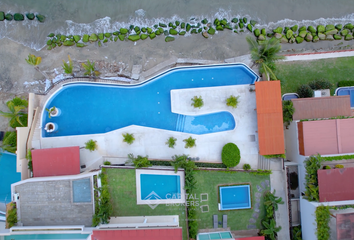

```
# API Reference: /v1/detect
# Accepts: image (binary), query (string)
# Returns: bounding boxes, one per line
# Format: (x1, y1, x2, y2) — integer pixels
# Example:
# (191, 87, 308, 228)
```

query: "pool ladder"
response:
(175, 114, 186, 132)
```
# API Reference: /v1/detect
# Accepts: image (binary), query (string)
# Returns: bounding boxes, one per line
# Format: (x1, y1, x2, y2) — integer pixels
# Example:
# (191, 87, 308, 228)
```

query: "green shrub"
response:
(85, 139, 97, 152)
(226, 95, 240, 108)
(122, 133, 135, 145)
(297, 84, 314, 98)
(7, 203, 18, 228)
(166, 137, 177, 148)
(10, 115, 28, 128)
(191, 96, 204, 108)
(249, 169, 272, 175)
(221, 143, 241, 168)
(183, 136, 196, 148)
(309, 79, 332, 90)
(324, 166, 331, 169)
(263, 153, 286, 159)
(292, 226, 302, 240)
(335, 164, 344, 168)
(243, 163, 251, 170)
(338, 80, 354, 87)
(2, 131, 17, 153)
(315, 206, 330, 240)
(126, 153, 152, 168)
(150, 160, 227, 168)
(93, 169, 113, 226)
(9, 97, 28, 108)
(304, 155, 322, 201)
(27, 149, 33, 171)
(103, 160, 111, 165)
(282, 100, 295, 126)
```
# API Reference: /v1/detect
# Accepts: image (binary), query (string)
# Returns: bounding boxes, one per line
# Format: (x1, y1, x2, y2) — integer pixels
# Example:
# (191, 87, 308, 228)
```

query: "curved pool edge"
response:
(41, 63, 258, 138)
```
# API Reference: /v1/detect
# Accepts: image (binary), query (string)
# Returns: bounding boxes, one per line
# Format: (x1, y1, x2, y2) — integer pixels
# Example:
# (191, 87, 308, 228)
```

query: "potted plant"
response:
(226, 95, 240, 108)
(44, 122, 57, 132)
(191, 96, 204, 109)
(45, 106, 60, 118)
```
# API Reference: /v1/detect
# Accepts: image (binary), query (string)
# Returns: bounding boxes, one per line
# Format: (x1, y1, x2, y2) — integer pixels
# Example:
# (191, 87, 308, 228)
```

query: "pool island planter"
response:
(44, 122, 58, 133)
(218, 184, 251, 211)
(135, 169, 186, 205)
(49, 107, 61, 117)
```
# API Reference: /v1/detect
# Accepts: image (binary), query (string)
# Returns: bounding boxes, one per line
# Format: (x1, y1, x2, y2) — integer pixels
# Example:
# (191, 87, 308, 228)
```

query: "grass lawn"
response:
(193, 170, 270, 231)
(275, 56, 354, 95)
(106, 168, 188, 240)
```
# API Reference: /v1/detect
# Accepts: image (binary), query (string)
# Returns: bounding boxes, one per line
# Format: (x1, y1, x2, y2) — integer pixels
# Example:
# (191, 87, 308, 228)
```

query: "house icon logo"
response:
(144, 191, 162, 209)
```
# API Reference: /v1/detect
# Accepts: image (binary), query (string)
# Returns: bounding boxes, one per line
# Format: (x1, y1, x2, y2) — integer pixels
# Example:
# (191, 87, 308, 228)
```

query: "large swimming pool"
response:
(0, 152, 21, 204)
(42, 64, 258, 137)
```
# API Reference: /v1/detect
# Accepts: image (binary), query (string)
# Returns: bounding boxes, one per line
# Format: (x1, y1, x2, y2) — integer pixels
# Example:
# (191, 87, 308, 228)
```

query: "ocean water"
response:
(1, 0, 354, 51)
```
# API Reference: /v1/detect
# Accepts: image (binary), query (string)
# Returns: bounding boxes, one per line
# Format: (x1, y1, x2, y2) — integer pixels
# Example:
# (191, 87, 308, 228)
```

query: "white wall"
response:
(284, 121, 307, 193)
(300, 197, 317, 240)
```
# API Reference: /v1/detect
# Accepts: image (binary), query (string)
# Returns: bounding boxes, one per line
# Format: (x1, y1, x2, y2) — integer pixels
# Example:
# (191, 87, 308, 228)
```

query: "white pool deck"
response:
(135, 169, 185, 205)
(35, 83, 259, 169)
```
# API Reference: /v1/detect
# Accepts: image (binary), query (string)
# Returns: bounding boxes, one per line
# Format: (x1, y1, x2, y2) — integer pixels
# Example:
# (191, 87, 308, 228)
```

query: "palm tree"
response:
(0, 101, 26, 127)
(25, 54, 50, 79)
(246, 36, 285, 81)
(62, 55, 73, 75)
(82, 60, 101, 76)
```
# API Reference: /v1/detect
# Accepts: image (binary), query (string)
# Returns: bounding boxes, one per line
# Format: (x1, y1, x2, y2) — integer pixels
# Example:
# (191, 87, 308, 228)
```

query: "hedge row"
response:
(321, 154, 354, 161)
(338, 80, 354, 87)
(0, 12, 45, 22)
(315, 206, 330, 240)
(150, 160, 227, 168)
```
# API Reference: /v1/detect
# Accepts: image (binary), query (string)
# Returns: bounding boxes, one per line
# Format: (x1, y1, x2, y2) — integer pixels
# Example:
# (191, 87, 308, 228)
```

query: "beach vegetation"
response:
(221, 143, 241, 168)
(82, 60, 101, 76)
(226, 95, 240, 108)
(1, 131, 17, 153)
(191, 96, 204, 108)
(0, 97, 28, 128)
(183, 136, 196, 148)
(85, 139, 98, 152)
(122, 133, 135, 145)
(246, 36, 285, 80)
(25, 54, 49, 79)
(166, 137, 177, 148)
(62, 55, 73, 75)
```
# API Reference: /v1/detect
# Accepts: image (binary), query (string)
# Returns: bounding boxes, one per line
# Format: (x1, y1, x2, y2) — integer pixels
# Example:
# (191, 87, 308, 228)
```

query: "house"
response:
(284, 95, 354, 240)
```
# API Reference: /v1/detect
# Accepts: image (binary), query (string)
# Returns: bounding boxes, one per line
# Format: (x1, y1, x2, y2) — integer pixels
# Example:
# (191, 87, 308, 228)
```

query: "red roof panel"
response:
(235, 237, 265, 240)
(91, 228, 183, 240)
(337, 212, 354, 240)
(31, 146, 80, 177)
(255, 81, 285, 155)
(318, 168, 354, 202)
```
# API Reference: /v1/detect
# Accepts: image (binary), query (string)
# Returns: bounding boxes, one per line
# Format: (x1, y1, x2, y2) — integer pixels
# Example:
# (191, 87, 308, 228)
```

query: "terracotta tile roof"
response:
(91, 228, 183, 240)
(318, 168, 354, 202)
(292, 96, 351, 121)
(298, 118, 354, 156)
(255, 81, 285, 155)
(31, 146, 80, 177)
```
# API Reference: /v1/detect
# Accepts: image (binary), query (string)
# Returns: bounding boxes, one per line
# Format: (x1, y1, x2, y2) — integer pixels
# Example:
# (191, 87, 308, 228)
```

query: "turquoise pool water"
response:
(4, 234, 90, 240)
(42, 64, 258, 137)
(198, 232, 233, 240)
(219, 185, 251, 210)
(140, 174, 181, 200)
(0, 152, 21, 204)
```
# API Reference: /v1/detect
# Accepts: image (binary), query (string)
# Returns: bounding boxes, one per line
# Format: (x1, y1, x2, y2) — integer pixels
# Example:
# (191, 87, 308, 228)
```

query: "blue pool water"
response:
(198, 232, 233, 240)
(336, 87, 354, 107)
(4, 234, 90, 240)
(219, 185, 251, 210)
(140, 174, 181, 200)
(0, 152, 21, 204)
(42, 64, 258, 137)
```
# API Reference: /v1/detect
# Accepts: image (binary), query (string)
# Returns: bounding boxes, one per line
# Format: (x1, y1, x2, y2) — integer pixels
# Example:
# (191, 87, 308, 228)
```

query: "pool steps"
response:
(175, 114, 186, 132)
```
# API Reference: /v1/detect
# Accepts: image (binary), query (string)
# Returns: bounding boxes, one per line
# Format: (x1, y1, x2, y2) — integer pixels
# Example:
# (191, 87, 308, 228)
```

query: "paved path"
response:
(270, 159, 290, 240)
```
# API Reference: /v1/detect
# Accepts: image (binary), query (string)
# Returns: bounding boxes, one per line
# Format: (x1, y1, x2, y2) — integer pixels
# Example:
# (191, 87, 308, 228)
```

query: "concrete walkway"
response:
(270, 159, 290, 240)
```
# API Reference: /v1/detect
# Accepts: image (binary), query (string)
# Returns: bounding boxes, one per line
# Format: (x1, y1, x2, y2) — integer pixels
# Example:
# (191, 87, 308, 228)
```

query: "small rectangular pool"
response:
(219, 185, 251, 210)
(136, 169, 185, 205)
(198, 231, 233, 240)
